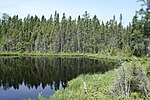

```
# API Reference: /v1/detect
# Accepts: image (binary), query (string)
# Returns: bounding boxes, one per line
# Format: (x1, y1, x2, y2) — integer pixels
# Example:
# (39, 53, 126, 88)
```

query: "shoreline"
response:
(0, 52, 149, 99)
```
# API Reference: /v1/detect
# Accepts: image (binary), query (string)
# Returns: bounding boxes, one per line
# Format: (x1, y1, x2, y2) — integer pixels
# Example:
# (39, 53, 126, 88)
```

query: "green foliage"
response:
(132, 0, 150, 55)
(50, 60, 150, 100)
(16, 42, 26, 52)
(130, 30, 145, 56)
(0, 10, 149, 56)
(51, 71, 116, 100)
(112, 60, 150, 99)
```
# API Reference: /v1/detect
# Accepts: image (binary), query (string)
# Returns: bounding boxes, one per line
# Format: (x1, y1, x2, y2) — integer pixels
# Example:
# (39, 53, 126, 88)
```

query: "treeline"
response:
(0, 2, 149, 56)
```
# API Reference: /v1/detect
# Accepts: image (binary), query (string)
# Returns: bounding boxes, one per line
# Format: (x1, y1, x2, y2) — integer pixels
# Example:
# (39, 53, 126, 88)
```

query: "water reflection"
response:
(0, 57, 116, 99)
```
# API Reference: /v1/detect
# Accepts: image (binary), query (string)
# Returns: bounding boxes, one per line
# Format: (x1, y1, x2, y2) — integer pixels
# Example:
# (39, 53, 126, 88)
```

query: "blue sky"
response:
(0, 0, 141, 25)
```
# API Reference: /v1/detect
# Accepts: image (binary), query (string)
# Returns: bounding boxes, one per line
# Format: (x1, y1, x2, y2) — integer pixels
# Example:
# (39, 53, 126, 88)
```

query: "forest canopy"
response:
(0, 1, 149, 56)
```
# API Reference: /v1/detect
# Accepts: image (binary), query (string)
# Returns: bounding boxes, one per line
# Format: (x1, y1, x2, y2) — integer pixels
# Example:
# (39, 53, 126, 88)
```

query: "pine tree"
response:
(53, 11, 60, 52)
(132, 0, 150, 55)
(130, 14, 145, 56)
(82, 11, 90, 53)
(77, 15, 82, 53)
(47, 14, 54, 52)
(64, 16, 72, 52)
(60, 13, 67, 52)
(92, 15, 100, 53)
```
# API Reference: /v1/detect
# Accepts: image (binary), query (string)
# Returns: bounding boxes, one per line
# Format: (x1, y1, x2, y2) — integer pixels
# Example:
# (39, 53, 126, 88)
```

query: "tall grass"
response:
(49, 60, 150, 100)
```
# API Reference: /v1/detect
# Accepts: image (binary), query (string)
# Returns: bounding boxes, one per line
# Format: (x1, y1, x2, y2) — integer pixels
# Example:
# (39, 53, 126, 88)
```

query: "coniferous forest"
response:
(0, 2, 149, 56)
(0, 0, 150, 56)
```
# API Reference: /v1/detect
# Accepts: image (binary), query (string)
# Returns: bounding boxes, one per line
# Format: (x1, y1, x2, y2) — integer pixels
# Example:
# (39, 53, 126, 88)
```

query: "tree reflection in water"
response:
(0, 57, 116, 91)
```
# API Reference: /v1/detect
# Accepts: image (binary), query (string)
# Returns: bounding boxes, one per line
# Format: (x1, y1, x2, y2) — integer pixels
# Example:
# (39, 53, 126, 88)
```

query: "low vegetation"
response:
(49, 60, 150, 100)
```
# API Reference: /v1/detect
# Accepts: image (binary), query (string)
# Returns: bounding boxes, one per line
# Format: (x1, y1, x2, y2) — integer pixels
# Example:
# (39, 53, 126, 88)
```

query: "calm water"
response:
(0, 57, 117, 100)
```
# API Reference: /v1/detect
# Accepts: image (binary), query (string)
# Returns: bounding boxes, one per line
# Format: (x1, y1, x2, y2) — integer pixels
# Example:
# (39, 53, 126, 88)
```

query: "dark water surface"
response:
(0, 57, 117, 100)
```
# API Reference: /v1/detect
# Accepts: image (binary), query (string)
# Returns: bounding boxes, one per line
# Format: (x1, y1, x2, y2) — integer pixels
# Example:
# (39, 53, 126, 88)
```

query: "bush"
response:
(111, 61, 150, 99)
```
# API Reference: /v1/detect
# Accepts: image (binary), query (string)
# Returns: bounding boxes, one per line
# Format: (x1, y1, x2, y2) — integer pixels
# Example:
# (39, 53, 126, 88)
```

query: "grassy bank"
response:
(46, 60, 149, 100)
(0, 52, 84, 57)
(50, 70, 116, 100)
(0, 52, 149, 61)
(0, 52, 123, 62)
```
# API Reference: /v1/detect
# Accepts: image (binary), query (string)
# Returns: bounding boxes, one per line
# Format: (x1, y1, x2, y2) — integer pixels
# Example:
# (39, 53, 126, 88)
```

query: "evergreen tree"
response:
(60, 13, 67, 52)
(130, 14, 145, 56)
(53, 11, 60, 52)
(0, 6, 149, 56)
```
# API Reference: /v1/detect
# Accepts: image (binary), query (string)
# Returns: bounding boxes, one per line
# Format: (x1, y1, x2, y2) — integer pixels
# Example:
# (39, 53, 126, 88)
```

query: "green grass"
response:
(1, 51, 149, 62)
(0, 51, 131, 61)
(50, 70, 116, 100)
(39, 60, 150, 100)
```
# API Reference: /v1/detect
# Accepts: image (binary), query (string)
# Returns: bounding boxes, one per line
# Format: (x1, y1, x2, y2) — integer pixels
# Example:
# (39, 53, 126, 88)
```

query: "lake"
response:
(0, 57, 117, 100)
